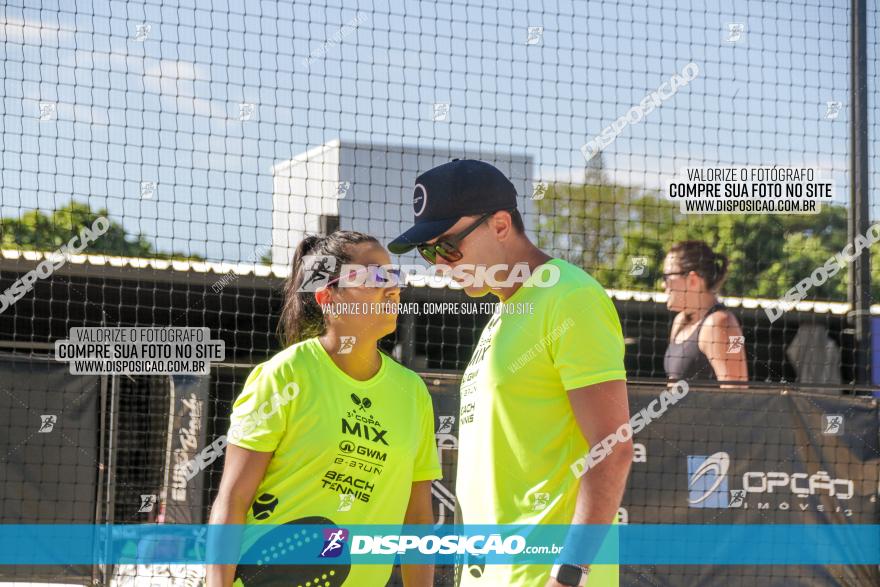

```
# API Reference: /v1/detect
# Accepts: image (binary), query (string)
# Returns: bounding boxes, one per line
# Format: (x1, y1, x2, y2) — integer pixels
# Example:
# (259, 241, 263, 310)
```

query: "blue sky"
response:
(1, 0, 876, 262)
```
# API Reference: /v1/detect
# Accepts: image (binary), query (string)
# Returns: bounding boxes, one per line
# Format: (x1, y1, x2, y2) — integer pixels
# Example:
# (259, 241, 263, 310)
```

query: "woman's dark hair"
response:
(669, 240, 730, 292)
(279, 231, 380, 347)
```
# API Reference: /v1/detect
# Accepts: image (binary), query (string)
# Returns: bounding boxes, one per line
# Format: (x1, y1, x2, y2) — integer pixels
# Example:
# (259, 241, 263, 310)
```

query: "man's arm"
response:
(401, 480, 435, 587)
(547, 379, 632, 586)
(568, 379, 633, 525)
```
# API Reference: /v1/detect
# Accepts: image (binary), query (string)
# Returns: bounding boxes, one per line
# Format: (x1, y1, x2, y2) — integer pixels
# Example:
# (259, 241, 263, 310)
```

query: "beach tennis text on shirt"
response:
(54, 327, 225, 375)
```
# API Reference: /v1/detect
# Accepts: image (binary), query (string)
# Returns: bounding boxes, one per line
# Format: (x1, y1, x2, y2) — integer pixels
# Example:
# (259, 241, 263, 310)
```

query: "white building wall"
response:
(272, 140, 533, 267)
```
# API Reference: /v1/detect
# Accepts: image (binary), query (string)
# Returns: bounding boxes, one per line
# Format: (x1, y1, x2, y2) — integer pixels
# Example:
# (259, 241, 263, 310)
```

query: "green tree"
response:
(535, 168, 863, 302)
(534, 157, 654, 271)
(0, 201, 201, 260)
(590, 193, 677, 291)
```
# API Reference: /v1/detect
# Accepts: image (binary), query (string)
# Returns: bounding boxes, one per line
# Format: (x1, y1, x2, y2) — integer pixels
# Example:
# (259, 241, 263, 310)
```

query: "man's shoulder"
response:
(381, 352, 428, 385)
(541, 258, 609, 300)
(375, 353, 434, 409)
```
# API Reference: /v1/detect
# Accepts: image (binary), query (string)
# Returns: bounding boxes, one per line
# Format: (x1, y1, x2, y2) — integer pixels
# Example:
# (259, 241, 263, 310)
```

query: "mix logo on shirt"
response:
(341, 393, 388, 445)
(341, 418, 388, 445)
(465, 313, 501, 371)
(460, 312, 502, 427)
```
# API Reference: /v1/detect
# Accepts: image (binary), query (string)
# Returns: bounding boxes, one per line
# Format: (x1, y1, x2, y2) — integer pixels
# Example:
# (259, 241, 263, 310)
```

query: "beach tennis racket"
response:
(234, 516, 352, 587)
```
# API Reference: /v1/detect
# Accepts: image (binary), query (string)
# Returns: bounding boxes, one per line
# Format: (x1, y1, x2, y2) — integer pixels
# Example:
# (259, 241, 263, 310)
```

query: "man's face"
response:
(425, 212, 508, 297)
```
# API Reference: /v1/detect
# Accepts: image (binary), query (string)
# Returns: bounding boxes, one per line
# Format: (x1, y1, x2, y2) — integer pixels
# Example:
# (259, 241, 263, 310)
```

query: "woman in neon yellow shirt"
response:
(208, 231, 441, 587)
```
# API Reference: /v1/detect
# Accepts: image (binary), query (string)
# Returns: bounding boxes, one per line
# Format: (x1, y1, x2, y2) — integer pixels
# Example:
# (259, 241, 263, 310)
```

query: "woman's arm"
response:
(400, 480, 435, 587)
(700, 311, 749, 387)
(206, 444, 273, 587)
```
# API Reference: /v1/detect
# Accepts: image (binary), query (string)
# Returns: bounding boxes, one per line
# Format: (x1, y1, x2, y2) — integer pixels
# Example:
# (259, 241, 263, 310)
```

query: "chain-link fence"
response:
(1, 0, 879, 585)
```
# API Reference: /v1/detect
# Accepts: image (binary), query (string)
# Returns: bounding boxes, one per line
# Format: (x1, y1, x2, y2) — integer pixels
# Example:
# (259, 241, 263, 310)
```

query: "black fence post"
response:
(849, 0, 872, 385)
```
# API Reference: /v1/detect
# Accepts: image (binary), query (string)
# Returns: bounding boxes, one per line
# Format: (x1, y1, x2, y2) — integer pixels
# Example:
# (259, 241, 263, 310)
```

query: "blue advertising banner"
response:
(0, 524, 877, 566)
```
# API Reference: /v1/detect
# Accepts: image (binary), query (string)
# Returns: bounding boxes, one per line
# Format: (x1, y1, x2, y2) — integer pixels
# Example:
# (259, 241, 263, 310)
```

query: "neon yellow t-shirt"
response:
(228, 337, 442, 587)
(456, 258, 627, 587)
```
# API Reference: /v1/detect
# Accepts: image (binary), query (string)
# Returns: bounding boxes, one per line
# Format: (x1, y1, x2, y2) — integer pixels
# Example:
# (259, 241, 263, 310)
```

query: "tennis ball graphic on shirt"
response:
(252, 493, 279, 520)
(468, 559, 485, 578)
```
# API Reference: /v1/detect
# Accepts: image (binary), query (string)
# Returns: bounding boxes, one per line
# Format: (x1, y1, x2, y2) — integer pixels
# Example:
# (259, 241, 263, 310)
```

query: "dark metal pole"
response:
(849, 0, 871, 385)
(396, 311, 416, 367)
(92, 374, 108, 586)
(103, 374, 120, 583)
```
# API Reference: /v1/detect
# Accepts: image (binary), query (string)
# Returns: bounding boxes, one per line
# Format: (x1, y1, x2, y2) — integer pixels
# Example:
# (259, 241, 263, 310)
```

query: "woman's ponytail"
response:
(669, 240, 730, 292)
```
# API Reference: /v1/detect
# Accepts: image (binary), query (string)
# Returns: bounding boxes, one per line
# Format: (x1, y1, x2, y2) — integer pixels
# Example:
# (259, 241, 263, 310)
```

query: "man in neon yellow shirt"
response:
(390, 160, 632, 586)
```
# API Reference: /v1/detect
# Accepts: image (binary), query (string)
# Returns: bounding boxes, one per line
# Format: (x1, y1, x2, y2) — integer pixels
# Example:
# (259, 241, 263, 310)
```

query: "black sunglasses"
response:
(661, 271, 689, 283)
(416, 210, 504, 264)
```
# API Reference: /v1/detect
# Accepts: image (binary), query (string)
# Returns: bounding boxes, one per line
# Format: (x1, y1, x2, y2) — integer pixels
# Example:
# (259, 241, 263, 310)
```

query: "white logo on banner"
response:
(687, 451, 730, 505)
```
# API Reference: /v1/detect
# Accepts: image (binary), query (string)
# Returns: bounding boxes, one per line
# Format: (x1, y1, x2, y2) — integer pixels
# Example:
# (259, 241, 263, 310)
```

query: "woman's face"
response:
(662, 253, 698, 312)
(326, 242, 401, 338)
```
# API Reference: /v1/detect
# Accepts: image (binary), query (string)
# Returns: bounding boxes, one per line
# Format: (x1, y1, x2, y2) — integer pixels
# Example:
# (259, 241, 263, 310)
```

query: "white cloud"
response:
(139, 59, 222, 119)
(1, 17, 76, 47)
(536, 157, 672, 190)
(68, 48, 134, 74)
(142, 59, 210, 104)
(143, 59, 201, 81)
(72, 104, 110, 126)
(175, 96, 225, 118)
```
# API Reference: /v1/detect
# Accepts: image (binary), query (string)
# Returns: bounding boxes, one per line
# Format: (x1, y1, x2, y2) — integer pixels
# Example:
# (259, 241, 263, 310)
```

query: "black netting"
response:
(1, 1, 879, 585)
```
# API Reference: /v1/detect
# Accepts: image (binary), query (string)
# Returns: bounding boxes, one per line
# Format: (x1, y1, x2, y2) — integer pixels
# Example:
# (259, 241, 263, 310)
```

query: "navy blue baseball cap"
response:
(388, 159, 519, 254)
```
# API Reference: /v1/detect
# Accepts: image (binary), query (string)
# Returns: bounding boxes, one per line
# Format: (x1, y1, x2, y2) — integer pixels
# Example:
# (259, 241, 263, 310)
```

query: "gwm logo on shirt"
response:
(339, 440, 387, 462)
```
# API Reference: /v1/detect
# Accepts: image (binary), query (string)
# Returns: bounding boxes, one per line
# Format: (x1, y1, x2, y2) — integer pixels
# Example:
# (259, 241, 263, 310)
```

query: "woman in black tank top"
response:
(661, 241, 748, 385)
